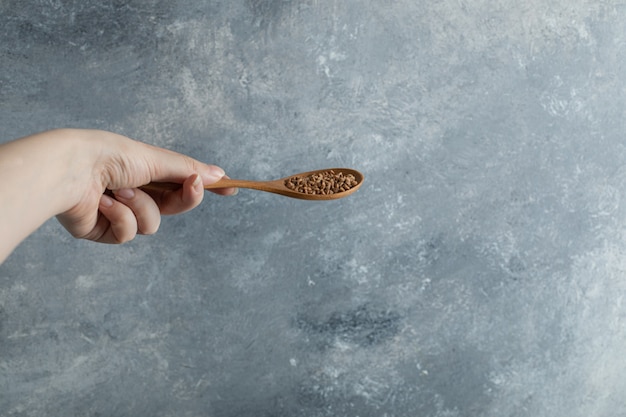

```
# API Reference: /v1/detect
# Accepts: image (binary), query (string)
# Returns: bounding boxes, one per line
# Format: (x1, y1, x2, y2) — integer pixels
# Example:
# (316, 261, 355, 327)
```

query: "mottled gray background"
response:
(2, 1, 626, 416)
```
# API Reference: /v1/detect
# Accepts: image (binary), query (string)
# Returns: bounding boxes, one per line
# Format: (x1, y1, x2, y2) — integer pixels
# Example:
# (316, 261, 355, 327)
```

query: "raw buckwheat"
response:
(284, 170, 359, 195)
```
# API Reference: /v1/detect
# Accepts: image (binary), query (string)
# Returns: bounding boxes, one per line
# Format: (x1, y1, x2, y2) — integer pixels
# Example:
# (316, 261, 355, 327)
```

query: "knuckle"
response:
(183, 156, 198, 172)
(140, 220, 160, 236)
(117, 230, 137, 244)
(114, 216, 138, 244)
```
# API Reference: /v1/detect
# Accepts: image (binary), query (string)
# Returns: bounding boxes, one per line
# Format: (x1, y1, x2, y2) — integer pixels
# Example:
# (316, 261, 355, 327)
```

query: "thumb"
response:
(140, 141, 226, 186)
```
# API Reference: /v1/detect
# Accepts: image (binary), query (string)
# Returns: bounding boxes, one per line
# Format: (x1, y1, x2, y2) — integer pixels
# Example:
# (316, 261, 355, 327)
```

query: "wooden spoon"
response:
(141, 168, 364, 201)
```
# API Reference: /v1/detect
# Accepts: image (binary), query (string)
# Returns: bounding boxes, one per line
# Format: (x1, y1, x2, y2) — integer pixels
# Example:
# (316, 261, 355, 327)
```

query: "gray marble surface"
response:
(2, 1, 626, 416)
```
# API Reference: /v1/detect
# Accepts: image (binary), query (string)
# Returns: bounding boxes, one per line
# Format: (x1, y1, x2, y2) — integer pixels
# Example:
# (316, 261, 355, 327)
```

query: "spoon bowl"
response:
(143, 168, 364, 201)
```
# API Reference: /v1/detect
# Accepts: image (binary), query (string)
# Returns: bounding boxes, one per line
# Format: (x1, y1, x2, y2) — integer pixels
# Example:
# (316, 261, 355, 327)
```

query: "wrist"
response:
(42, 129, 103, 215)
(5, 129, 100, 216)
(0, 129, 101, 261)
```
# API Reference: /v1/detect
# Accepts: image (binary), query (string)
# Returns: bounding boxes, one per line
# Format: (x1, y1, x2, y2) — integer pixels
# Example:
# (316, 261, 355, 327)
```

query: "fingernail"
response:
(206, 166, 226, 183)
(100, 194, 114, 208)
(192, 173, 203, 188)
(113, 188, 135, 199)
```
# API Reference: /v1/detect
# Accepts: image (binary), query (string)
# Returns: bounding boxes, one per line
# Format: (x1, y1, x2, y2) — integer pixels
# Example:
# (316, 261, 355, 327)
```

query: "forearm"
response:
(0, 129, 94, 262)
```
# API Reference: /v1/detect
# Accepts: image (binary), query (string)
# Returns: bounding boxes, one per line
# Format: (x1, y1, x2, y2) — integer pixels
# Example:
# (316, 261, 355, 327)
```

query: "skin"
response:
(0, 128, 235, 264)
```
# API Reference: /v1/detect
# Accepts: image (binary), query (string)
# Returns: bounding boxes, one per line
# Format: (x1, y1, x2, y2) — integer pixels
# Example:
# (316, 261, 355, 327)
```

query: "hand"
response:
(0, 129, 234, 262)
(55, 129, 235, 244)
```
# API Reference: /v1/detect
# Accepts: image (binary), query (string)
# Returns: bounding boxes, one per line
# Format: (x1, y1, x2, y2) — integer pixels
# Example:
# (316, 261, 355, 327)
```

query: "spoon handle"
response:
(140, 178, 276, 193)
(203, 178, 273, 191)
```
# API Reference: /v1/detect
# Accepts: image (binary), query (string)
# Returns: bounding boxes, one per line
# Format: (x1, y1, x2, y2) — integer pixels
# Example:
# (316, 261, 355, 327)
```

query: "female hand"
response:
(0, 129, 234, 262)
(56, 129, 235, 244)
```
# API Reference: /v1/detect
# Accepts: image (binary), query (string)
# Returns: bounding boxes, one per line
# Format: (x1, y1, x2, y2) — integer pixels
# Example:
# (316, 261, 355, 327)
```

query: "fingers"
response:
(82, 173, 211, 245)
(91, 187, 162, 244)
(112, 188, 161, 235)
(144, 173, 206, 215)
(92, 194, 138, 244)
